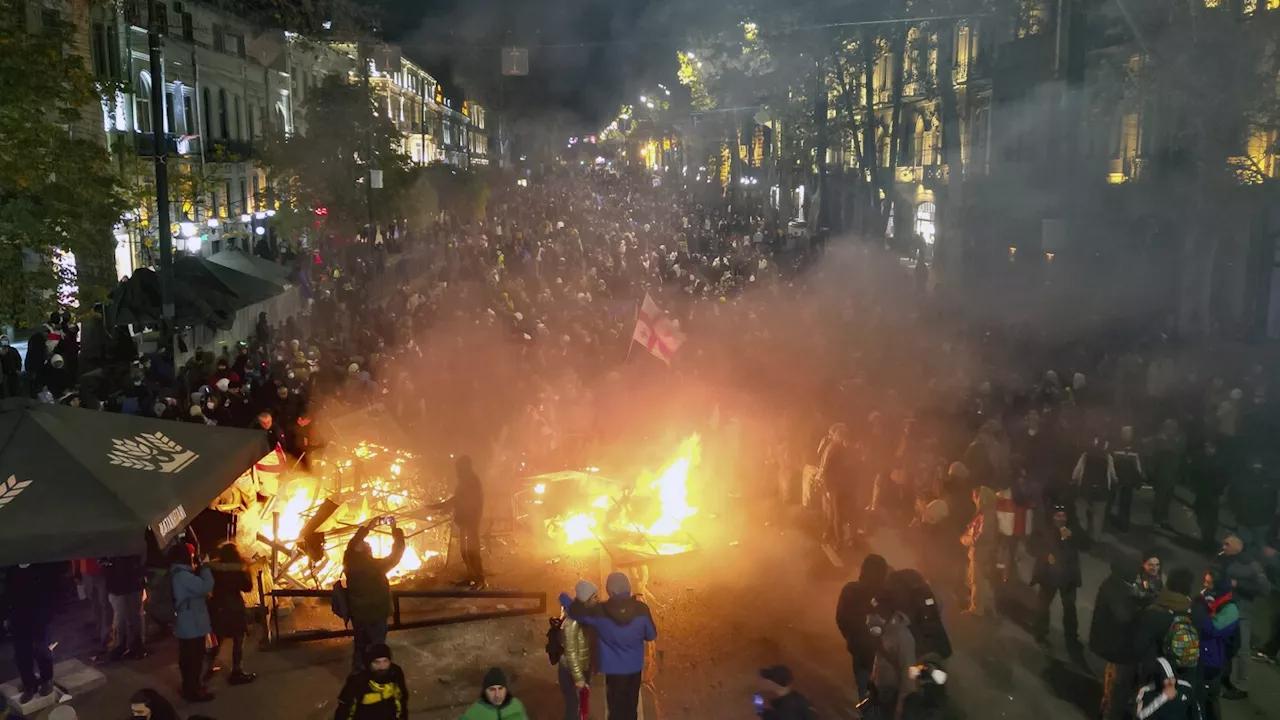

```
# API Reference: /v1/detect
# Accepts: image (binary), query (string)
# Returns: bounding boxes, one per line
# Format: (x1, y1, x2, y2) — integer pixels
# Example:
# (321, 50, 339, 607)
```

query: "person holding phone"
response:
(343, 516, 406, 674)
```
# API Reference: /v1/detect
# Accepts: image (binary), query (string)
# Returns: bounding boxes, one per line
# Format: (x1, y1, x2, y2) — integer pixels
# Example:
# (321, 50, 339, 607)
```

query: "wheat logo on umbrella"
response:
(108, 432, 199, 473)
(0, 475, 32, 509)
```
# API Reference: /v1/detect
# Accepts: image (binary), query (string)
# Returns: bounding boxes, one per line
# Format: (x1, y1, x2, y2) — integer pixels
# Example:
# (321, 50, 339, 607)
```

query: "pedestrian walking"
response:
(1214, 535, 1270, 699)
(460, 667, 528, 720)
(1071, 436, 1113, 540)
(334, 643, 409, 720)
(342, 517, 406, 674)
(561, 572, 657, 720)
(1108, 426, 1144, 533)
(169, 544, 215, 702)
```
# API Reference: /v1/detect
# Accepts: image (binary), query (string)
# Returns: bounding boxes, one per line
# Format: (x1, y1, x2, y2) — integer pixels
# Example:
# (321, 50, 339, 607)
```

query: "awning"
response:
(0, 399, 269, 565)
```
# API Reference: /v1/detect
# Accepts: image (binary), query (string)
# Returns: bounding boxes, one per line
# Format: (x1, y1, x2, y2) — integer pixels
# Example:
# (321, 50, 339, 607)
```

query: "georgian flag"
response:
(631, 293, 685, 366)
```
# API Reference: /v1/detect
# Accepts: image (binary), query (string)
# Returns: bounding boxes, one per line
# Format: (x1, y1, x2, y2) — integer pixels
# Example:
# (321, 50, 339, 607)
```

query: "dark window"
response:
(107, 23, 120, 79)
(225, 33, 245, 58)
(91, 22, 110, 77)
(239, 179, 248, 212)
(183, 94, 194, 135)
(252, 175, 260, 209)
(218, 88, 228, 139)
(247, 104, 256, 139)
(123, 0, 140, 25)
(202, 87, 212, 139)
(152, 3, 166, 33)
(165, 91, 176, 133)
(212, 24, 224, 52)
(40, 8, 59, 31)
(224, 181, 233, 213)
(15, 0, 27, 31)
(210, 188, 219, 216)
(233, 96, 241, 139)
(173, 2, 193, 40)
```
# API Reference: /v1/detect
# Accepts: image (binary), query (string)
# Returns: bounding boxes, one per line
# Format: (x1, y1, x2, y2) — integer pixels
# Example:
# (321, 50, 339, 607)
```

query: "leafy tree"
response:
(258, 74, 409, 240)
(0, 4, 128, 326)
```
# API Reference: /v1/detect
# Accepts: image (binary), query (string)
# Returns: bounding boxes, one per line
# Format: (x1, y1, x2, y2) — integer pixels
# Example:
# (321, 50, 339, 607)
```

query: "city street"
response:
(28, 489, 1276, 720)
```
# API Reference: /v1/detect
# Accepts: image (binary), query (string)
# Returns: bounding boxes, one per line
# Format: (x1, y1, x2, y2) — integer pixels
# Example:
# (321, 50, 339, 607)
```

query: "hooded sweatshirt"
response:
(1089, 559, 1146, 664)
(561, 573, 657, 675)
(837, 554, 889, 656)
(334, 663, 409, 720)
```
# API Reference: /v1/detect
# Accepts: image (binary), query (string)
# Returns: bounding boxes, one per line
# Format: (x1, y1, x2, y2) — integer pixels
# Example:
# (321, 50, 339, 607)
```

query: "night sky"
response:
(376, 0, 692, 129)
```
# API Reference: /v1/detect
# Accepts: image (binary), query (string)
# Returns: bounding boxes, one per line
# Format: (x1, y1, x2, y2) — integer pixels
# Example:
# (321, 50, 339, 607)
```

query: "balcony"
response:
(205, 138, 255, 161)
(134, 132, 202, 157)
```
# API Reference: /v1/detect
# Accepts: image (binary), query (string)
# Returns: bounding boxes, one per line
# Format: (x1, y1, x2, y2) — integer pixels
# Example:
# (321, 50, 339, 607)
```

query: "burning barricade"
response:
(520, 434, 703, 559)
(215, 440, 450, 592)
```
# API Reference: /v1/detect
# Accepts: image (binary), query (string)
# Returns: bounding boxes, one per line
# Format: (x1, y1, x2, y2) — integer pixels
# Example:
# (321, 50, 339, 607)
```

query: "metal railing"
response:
(258, 577, 546, 645)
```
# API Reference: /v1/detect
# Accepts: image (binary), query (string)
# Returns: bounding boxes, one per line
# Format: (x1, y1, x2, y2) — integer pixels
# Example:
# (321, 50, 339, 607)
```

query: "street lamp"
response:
(640, 95, 647, 103)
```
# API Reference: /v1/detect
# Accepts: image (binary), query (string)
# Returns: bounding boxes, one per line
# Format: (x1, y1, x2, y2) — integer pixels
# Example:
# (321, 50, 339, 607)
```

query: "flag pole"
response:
(624, 297, 640, 363)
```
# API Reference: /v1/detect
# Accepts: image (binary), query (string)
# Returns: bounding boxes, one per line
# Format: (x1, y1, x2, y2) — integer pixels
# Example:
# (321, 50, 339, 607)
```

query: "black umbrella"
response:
(0, 399, 269, 565)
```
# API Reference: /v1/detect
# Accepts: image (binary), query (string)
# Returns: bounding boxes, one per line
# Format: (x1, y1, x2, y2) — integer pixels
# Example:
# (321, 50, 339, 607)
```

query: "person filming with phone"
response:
(343, 515, 406, 673)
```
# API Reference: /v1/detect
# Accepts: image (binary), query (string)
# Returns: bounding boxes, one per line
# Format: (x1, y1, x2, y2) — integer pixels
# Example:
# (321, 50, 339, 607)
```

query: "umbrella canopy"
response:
(109, 267, 232, 329)
(207, 248, 293, 288)
(0, 399, 269, 565)
(175, 255, 282, 309)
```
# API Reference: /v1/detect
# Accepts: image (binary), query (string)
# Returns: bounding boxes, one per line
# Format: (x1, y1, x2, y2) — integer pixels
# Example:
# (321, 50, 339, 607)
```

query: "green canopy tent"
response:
(0, 399, 269, 566)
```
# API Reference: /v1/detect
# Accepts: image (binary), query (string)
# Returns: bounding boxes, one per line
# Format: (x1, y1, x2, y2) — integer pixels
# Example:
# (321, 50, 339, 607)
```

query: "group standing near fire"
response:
(5, 164, 1280, 720)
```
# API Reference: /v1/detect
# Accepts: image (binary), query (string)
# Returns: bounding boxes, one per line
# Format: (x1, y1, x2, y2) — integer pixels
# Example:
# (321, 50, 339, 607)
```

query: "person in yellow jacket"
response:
(558, 580, 598, 720)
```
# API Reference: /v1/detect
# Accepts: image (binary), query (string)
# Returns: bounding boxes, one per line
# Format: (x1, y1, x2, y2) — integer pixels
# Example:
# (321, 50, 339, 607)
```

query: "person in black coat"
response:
(431, 455, 485, 588)
(1090, 552, 1148, 720)
(2, 563, 62, 702)
(205, 544, 256, 685)
(1031, 505, 1090, 649)
(836, 554, 889, 700)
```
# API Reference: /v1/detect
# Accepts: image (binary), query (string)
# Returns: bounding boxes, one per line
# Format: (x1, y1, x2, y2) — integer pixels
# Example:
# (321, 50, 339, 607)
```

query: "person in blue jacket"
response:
(170, 543, 216, 703)
(560, 572, 657, 720)
(1197, 568, 1242, 720)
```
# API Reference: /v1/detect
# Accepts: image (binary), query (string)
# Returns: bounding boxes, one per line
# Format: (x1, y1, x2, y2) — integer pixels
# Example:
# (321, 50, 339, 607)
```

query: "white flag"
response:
(631, 293, 685, 365)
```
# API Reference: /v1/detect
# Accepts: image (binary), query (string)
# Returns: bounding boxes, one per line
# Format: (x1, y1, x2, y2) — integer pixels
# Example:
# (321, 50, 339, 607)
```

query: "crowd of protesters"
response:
(4, 164, 1280, 719)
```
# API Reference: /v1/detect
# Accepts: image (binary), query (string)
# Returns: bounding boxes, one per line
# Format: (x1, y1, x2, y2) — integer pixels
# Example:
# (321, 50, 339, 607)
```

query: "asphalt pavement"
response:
(8, 486, 1280, 719)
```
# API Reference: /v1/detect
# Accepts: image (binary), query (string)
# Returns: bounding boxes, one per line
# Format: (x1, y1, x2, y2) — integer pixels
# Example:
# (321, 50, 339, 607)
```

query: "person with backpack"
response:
(836, 554, 890, 700)
(1134, 657, 1202, 720)
(560, 572, 657, 720)
(169, 543, 216, 703)
(554, 580, 597, 720)
(1030, 504, 1090, 651)
(1133, 567, 1203, 694)
(342, 517, 406, 674)
(1196, 568, 1242, 719)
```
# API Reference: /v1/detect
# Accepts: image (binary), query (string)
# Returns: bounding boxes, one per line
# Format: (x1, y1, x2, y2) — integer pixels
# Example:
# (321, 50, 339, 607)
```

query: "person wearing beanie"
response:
(334, 643, 409, 720)
(460, 667, 528, 720)
(557, 580, 598, 720)
(560, 571, 657, 720)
